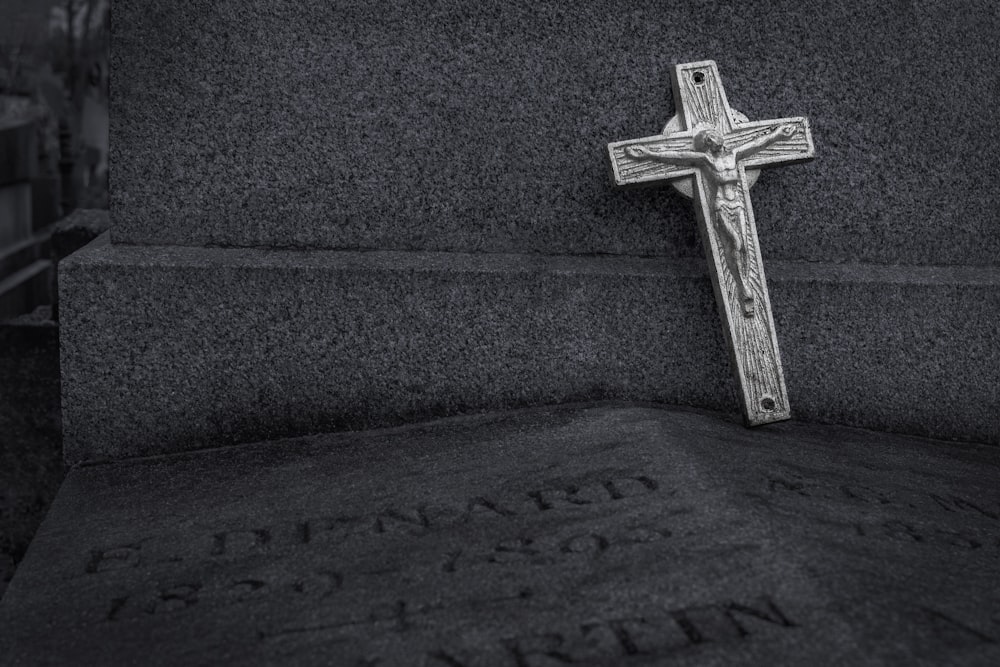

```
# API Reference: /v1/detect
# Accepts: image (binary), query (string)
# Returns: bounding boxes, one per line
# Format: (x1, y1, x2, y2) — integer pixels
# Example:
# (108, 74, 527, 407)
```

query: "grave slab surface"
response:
(2, 403, 999, 666)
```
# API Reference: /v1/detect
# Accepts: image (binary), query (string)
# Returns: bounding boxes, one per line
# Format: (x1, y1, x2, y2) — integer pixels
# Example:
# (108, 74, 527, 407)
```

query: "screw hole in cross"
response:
(760, 397, 776, 411)
(692, 71, 705, 84)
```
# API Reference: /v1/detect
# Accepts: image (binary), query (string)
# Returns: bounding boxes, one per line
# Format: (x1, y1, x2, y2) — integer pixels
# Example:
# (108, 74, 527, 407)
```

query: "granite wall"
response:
(58, 1, 1000, 461)
(111, 0, 1000, 265)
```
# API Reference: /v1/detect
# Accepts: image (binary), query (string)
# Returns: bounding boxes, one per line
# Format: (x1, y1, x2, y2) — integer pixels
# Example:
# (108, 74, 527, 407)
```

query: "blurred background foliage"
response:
(1, 0, 109, 208)
(0, 0, 111, 599)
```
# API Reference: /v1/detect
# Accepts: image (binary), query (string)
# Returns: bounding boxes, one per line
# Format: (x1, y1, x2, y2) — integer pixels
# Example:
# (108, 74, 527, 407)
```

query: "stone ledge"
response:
(66, 243, 1000, 285)
(59, 244, 1000, 462)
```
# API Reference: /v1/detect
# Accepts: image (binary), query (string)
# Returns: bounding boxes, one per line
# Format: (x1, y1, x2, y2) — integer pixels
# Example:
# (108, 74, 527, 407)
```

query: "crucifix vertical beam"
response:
(607, 60, 814, 426)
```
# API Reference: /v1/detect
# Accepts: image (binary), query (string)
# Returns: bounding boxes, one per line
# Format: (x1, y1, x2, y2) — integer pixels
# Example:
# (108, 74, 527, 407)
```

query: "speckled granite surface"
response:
(59, 240, 1000, 463)
(110, 0, 1000, 265)
(3, 404, 999, 665)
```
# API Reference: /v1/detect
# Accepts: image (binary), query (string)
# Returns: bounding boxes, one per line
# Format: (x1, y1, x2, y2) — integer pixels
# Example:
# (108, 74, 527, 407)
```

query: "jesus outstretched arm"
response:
(734, 124, 797, 160)
(626, 145, 711, 168)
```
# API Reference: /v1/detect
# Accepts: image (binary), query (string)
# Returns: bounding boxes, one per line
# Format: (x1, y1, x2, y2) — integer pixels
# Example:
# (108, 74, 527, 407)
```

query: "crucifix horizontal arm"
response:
(625, 145, 710, 168)
(622, 123, 798, 179)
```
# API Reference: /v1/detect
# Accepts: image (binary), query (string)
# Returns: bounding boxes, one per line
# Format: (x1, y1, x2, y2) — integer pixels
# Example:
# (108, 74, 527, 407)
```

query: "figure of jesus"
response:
(627, 124, 796, 317)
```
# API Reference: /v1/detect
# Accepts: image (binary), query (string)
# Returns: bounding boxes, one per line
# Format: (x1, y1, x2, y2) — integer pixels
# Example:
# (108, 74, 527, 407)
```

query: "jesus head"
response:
(694, 128, 725, 154)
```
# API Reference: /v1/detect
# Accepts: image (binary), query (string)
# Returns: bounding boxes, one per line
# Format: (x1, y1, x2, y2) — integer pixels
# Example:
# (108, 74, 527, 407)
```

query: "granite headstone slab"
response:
(3, 405, 999, 665)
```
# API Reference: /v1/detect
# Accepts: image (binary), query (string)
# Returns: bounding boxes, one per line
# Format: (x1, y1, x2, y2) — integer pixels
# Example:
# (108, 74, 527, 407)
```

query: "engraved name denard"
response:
(608, 60, 814, 426)
(97, 519, 683, 625)
(83, 473, 664, 575)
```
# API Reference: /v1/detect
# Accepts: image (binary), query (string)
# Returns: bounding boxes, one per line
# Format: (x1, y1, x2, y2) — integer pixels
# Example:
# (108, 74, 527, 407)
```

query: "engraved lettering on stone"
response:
(85, 543, 142, 573)
(608, 60, 815, 426)
(491, 537, 541, 563)
(440, 549, 462, 573)
(105, 596, 129, 622)
(292, 570, 344, 599)
(444, 524, 673, 572)
(840, 484, 897, 506)
(81, 472, 664, 575)
(147, 583, 201, 614)
(211, 528, 271, 556)
(920, 607, 997, 647)
(259, 590, 531, 642)
(297, 520, 311, 544)
(722, 599, 798, 636)
(753, 479, 991, 552)
(103, 583, 204, 621)
(878, 520, 983, 550)
(501, 596, 797, 664)
(928, 493, 999, 521)
(527, 486, 592, 510)
(375, 507, 431, 534)
(94, 517, 677, 623)
(559, 533, 610, 554)
(227, 578, 268, 602)
(669, 609, 707, 645)
(423, 649, 470, 667)
(762, 466, 1000, 527)
(503, 633, 574, 667)
(102, 570, 347, 623)
(466, 496, 517, 517)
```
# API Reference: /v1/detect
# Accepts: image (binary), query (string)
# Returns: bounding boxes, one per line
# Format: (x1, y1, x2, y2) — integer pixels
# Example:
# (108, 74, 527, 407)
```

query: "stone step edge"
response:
(73, 399, 991, 471)
(66, 237, 1000, 287)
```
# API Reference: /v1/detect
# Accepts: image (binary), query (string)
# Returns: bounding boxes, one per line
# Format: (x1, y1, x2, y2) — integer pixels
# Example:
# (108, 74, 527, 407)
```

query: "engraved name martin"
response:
(607, 60, 814, 426)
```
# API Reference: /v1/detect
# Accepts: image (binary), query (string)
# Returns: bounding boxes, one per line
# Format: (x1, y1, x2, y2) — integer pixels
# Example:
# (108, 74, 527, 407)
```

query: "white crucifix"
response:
(608, 60, 815, 426)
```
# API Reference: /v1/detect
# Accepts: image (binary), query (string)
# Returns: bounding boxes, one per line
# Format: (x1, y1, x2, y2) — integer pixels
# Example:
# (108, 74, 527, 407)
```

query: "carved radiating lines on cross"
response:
(607, 60, 815, 426)
(613, 136, 695, 181)
(727, 123, 811, 162)
(678, 64, 728, 130)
